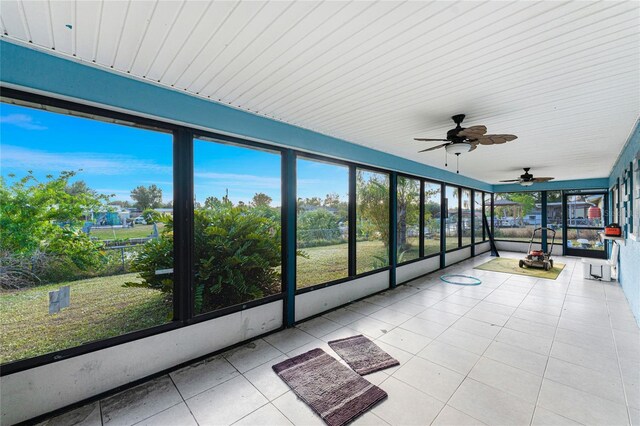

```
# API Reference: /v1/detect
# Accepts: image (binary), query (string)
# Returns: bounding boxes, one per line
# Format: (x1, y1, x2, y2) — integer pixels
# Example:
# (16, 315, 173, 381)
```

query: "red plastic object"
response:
(529, 250, 544, 256)
(605, 224, 622, 236)
(588, 206, 601, 219)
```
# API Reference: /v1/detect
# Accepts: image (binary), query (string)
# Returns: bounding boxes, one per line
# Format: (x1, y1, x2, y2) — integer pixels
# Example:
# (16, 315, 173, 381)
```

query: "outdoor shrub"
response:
(129, 205, 282, 313)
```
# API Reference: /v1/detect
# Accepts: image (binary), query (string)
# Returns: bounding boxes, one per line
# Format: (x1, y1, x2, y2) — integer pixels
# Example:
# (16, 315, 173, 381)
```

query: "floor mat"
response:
(475, 257, 565, 280)
(328, 335, 399, 375)
(272, 348, 387, 426)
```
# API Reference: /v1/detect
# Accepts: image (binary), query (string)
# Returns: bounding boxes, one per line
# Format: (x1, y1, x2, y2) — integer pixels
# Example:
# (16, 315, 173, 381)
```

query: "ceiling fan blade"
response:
(458, 125, 487, 138)
(414, 138, 448, 142)
(476, 134, 518, 145)
(533, 177, 554, 182)
(499, 179, 520, 182)
(418, 143, 450, 153)
(469, 143, 478, 152)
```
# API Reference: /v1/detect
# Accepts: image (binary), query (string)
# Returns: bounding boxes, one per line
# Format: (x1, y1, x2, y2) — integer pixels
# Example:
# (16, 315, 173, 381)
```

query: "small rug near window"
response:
(475, 257, 565, 280)
(273, 348, 387, 426)
(328, 335, 399, 375)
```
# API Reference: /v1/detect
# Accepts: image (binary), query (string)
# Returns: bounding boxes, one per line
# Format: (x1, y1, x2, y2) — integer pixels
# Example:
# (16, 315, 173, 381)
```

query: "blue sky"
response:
(1, 103, 346, 207)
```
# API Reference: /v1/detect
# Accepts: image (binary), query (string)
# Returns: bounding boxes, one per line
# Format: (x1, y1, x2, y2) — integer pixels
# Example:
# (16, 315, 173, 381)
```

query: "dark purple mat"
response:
(273, 348, 387, 426)
(328, 334, 400, 375)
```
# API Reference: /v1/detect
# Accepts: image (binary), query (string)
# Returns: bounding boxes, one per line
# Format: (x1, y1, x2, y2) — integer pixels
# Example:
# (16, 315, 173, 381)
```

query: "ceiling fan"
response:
(499, 168, 555, 187)
(414, 114, 518, 155)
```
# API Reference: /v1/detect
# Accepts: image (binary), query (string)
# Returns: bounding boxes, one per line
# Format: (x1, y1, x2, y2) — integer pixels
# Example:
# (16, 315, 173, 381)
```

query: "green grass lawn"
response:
(0, 273, 170, 364)
(89, 224, 164, 240)
(297, 238, 446, 288)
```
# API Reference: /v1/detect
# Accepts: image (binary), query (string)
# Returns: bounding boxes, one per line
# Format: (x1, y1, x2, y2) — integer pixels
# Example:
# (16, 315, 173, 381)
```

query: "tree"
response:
(0, 171, 108, 286)
(251, 192, 272, 207)
(356, 170, 390, 245)
(396, 177, 420, 250)
(65, 180, 97, 196)
(130, 185, 162, 210)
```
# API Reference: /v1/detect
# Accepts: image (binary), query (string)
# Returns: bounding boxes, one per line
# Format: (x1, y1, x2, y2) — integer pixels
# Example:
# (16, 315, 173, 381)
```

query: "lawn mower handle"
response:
(532, 227, 556, 256)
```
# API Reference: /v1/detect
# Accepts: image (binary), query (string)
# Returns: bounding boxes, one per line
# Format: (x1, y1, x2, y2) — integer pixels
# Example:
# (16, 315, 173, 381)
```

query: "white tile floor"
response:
(39, 252, 640, 426)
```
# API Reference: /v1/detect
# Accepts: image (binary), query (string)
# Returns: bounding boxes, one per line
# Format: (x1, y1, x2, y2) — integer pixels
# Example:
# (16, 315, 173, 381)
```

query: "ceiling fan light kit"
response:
(445, 142, 472, 155)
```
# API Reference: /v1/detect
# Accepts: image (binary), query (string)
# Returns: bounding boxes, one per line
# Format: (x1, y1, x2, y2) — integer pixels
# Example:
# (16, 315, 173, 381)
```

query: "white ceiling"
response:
(1, 1, 639, 184)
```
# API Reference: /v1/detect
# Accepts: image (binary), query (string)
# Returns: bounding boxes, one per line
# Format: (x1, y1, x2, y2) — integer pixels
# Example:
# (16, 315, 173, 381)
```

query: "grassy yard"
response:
(89, 224, 164, 240)
(0, 273, 170, 364)
(297, 238, 445, 288)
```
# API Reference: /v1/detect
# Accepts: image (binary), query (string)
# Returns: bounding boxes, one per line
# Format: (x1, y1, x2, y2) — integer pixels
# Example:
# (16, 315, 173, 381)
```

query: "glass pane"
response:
(424, 182, 441, 256)
(297, 158, 349, 288)
(461, 189, 472, 246)
(445, 186, 459, 250)
(0, 102, 173, 364)
(611, 187, 619, 224)
(494, 192, 542, 242)
(484, 193, 491, 241)
(356, 169, 389, 273)
(193, 139, 282, 315)
(546, 191, 563, 242)
(567, 194, 605, 227)
(397, 177, 420, 263)
(474, 192, 483, 241)
(566, 228, 605, 251)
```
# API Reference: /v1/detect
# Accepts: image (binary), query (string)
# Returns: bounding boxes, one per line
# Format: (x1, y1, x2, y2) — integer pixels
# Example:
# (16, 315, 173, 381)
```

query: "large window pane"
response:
(397, 177, 420, 263)
(0, 102, 173, 364)
(461, 189, 472, 246)
(494, 192, 542, 241)
(445, 186, 460, 250)
(474, 192, 483, 241)
(356, 169, 390, 273)
(424, 182, 441, 256)
(193, 139, 281, 315)
(484, 193, 492, 241)
(297, 158, 349, 288)
(546, 191, 563, 242)
(566, 194, 605, 227)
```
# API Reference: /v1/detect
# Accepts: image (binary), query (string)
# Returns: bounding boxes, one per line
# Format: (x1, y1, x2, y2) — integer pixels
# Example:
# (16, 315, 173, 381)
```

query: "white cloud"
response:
(0, 145, 172, 176)
(0, 114, 47, 130)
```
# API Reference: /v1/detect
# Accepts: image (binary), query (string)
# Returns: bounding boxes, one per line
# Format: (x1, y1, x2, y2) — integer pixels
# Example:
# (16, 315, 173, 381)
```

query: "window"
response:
(445, 186, 460, 250)
(546, 191, 563, 243)
(484, 193, 492, 241)
(424, 182, 441, 256)
(461, 189, 472, 246)
(397, 176, 420, 263)
(494, 192, 542, 241)
(0, 102, 173, 365)
(356, 169, 390, 273)
(193, 138, 282, 315)
(474, 191, 484, 241)
(565, 193, 606, 252)
(296, 158, 349, 288)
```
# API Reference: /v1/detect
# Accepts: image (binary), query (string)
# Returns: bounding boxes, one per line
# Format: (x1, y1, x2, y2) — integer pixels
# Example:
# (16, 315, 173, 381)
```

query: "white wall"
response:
(0, 301, 283, 425)
(397, 256, 440, 284)
(445, 247, 472, 266)
(475, 241, 491, 254)
(295, 272, 389, 322)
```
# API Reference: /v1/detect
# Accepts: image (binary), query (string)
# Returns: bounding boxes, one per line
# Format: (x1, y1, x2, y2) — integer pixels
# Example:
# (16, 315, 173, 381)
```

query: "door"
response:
(563, 192, 608, 259)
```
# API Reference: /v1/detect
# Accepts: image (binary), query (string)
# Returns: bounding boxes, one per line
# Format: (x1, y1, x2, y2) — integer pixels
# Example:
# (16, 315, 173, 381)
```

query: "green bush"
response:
(128, 205, 282, 313)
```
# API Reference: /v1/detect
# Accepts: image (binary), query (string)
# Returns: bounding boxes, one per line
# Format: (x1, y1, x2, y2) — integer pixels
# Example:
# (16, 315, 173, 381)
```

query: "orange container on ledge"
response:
(604, 224, 622, 237)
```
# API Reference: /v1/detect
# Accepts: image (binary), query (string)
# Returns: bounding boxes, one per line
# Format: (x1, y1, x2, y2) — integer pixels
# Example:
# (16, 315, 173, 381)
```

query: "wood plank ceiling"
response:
(1, 1, 639, 183)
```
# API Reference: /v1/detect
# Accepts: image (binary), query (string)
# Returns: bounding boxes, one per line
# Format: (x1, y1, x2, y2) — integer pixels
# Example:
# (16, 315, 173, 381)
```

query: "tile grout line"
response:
(166, 373, 201, 426)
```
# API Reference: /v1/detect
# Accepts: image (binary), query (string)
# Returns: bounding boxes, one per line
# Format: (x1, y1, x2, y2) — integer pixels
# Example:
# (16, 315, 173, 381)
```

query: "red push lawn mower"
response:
(519, 227, 556, 271)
